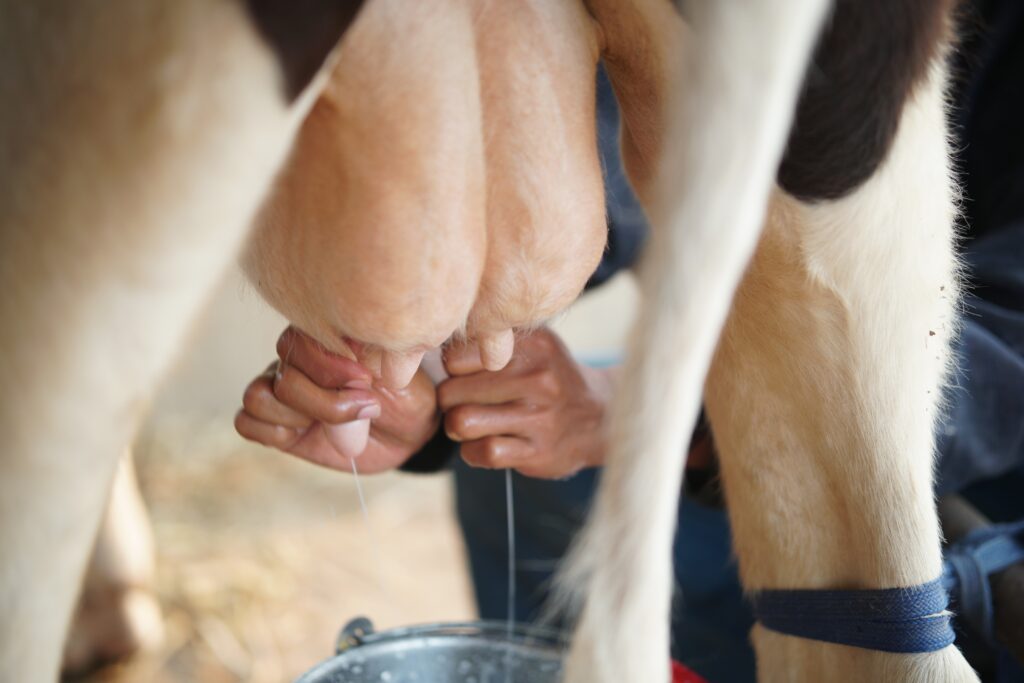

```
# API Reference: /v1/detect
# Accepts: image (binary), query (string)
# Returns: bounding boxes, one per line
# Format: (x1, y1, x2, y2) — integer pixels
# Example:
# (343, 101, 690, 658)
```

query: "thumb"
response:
(443, 340, 485, 377)
(276, 326, 372, 389)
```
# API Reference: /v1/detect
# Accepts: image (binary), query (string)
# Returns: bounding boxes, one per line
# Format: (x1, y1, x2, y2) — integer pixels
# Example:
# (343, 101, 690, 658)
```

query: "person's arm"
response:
(935, 225, 1024, 493)
(935, 0, 1024, 493)
(397, 426, 461, 474)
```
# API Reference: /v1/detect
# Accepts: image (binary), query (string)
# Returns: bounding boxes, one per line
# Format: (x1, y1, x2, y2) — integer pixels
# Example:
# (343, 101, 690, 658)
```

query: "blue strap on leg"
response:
(749, 519, 1024, 654)
(750, 578, 955, 653)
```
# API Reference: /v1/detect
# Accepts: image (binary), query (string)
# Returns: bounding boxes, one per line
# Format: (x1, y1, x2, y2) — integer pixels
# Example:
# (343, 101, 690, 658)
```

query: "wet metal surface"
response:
(297, 621, 565, 683)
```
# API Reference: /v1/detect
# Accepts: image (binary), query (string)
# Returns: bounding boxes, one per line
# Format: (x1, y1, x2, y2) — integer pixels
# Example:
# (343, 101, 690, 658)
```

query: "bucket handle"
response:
(335, 617, 375, 654)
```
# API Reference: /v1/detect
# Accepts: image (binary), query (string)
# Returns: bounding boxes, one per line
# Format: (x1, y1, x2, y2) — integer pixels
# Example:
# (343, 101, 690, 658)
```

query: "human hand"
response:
(438, 328, 614, 479)
(234, 327, 440, 473)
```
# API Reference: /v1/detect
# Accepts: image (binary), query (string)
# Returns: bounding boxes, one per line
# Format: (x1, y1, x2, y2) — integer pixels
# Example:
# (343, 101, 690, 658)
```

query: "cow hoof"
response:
(61, 586, 164, 676)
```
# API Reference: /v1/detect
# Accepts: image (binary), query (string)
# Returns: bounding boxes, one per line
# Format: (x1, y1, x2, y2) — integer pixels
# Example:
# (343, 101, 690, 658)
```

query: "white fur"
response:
(0, 1, 332, 679)
(560, 2, 831, 681)
(707, 62, 976, 681)
(62, 452, 163, 674)
(562, 7, 979, 681)
(0, 2, 984, 682)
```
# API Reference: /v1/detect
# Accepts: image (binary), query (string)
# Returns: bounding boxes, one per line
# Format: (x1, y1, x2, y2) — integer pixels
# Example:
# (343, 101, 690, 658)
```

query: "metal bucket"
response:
(295, 618, 567, 683)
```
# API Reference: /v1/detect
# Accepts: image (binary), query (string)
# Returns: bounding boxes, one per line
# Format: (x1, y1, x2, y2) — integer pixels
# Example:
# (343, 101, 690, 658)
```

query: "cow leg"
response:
(0, 2, 354, 679)
(559, 2, 829, 682)
(63, 451, 162, 676)
(705, 62, 978, 680)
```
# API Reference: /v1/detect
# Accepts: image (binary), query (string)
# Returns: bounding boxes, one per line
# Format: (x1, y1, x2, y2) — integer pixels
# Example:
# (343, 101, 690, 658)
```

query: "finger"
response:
(234, 411, 302, 450)
(276, 327, 372, 389)
(514, 458, 586, 481)
(274, 363, 380, 424)
(460, 436, 532, 469)
(444, 403, 537, 442)
(437, 372, 540, 411)
(241, 374, 313, 429)
(443, 341, 485, 376)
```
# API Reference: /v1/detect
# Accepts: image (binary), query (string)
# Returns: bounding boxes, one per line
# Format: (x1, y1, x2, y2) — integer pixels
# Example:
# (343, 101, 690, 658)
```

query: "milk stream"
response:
(505, 468, 516, 683)
(350, 453, 519, 681)
(351, 457, 390, 609)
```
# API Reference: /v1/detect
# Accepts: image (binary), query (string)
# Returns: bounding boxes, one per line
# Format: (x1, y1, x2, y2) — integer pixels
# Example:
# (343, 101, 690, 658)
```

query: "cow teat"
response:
(477, 329, 515, 371)
(380, 349, 428, 390)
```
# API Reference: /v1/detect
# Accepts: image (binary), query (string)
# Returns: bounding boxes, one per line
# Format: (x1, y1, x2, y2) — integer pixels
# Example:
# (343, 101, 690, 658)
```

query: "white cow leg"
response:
(0, 2, 349, 679)
(560, 1, 829, 682)
(62, 452, 163, 675)
(705, 64, 978, 682)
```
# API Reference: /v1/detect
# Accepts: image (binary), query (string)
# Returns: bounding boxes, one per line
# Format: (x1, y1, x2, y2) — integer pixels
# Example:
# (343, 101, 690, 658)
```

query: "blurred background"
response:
(79, 265, 637, 682)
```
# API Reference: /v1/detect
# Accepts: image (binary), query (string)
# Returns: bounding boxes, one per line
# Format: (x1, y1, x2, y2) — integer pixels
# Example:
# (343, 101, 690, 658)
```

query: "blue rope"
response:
(749, 519, 1024, 654)
(751, 578, 955, 653)
(941, 519, 1024, 646)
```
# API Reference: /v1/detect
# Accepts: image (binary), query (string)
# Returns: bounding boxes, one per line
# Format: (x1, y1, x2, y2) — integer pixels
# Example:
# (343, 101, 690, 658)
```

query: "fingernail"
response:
(344, 379, 372, 390)
(356, 404, 381, 420)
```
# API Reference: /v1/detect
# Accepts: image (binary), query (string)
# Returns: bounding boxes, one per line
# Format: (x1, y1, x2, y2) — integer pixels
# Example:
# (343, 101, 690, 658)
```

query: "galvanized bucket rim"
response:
(335, 617, 569, 654)
(294, 618, 568, 682)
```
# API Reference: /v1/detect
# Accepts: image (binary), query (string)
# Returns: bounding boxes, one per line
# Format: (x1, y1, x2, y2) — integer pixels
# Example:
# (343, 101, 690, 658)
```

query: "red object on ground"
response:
(672, 659, 709, 683)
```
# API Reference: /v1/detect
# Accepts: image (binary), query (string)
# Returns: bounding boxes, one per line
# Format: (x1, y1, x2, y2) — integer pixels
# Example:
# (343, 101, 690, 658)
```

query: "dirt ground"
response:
(75, 418, 475, 683)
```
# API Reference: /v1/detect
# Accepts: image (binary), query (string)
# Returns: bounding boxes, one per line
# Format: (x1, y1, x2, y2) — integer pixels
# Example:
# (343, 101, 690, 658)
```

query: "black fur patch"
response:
(246, 0, 363, 102)
(777, 0, 954, 201)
